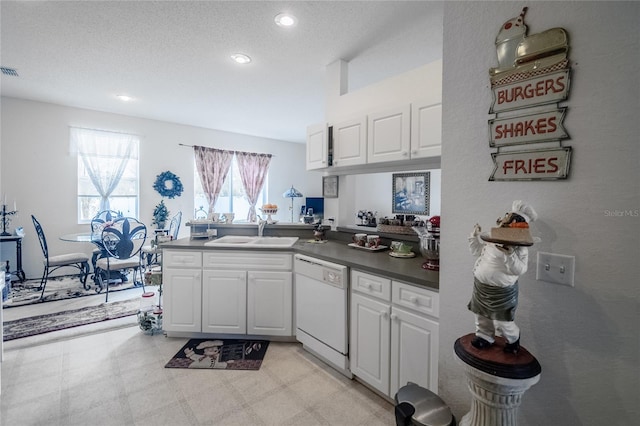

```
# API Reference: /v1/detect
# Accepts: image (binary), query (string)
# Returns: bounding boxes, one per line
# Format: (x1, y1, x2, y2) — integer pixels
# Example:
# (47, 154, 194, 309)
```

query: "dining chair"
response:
(142, 211, 182, 266)
(88, 210, 124, 287)
(90, 210, 123, 234)
(31, 215, 91, 299)
(95, 216, 147, 302)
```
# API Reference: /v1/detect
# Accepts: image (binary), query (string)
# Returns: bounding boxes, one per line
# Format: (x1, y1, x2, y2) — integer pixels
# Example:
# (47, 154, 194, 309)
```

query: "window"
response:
(194, 156, 268, 221)
(72, 128, 139, 223)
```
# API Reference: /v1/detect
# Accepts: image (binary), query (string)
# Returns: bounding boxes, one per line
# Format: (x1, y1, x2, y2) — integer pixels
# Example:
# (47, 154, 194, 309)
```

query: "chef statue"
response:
(467, 200, 537, 354)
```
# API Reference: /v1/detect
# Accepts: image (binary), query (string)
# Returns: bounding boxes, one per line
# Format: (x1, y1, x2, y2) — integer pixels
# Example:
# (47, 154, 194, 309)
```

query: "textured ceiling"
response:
(0, 1, 443, 143)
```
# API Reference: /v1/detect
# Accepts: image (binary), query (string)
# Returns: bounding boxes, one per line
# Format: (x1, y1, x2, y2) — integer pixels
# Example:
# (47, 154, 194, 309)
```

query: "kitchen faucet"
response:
(257, 215, 267, 237)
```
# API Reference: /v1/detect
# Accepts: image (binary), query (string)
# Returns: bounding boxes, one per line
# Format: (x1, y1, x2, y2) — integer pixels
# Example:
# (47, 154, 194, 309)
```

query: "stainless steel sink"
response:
(204, 235, 299, 248)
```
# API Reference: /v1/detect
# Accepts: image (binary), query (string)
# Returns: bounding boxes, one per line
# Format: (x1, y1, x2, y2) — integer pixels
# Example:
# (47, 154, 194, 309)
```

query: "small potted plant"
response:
(152, 200, 169, 229)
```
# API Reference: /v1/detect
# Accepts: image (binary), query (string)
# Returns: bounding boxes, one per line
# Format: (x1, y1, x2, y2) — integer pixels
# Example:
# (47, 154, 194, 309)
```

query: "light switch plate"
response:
(536, 252, 575, 287)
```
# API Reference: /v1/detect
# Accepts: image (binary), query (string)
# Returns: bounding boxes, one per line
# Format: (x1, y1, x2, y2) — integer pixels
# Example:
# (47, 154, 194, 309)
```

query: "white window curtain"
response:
(71, 128, 139, 212)
(193, 146, 233, 215)
(236, 151, 272, 222)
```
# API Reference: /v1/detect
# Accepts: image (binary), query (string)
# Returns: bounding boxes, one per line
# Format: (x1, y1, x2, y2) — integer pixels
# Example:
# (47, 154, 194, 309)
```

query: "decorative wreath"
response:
(153, 171, 184, 199)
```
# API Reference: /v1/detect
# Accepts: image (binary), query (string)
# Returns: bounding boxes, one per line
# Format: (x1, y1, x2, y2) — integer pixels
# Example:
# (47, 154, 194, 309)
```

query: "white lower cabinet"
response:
(162, 267, 202, 332)
(350, 270, 439, 398)
(351, 291, 391, 394)
(163, 249, 293, 337)
(163, 250, 202, 333)
(247, 271, 293, 336)
(202, 270, 246, 334)
(389, 304, 439, 397)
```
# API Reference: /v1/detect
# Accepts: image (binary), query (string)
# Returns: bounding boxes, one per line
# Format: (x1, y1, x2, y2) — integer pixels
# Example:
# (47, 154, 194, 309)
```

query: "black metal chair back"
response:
(32, 215, 50, 262)
(31, 215, 90, 298)
(101, 217, 147, 260)
(95, 216, 147, 302)
(168, 211, 182, 240)
(90, 210, 123, 235)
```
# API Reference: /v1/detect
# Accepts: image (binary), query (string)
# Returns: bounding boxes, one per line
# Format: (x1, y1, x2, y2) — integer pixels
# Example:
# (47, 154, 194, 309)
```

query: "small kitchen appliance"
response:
(413, 215, 440, 271)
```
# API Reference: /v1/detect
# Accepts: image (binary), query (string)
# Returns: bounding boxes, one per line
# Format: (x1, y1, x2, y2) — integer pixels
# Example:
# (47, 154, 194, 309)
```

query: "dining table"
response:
(59, 232, 100, 243)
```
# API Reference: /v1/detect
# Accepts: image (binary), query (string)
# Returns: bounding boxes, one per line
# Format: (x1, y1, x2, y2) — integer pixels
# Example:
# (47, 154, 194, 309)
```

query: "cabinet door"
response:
(247, 271, 293, 336)
(163, 268, 202, 333)
(410, 101, 442, 159)
(367, 105, 411, 164)
(306, 123, 328, 170)
(390, 306, 439, 397)
(202, 270, 247, 334)
(333, 116, 367, 167)
(350, 292, 391, 395)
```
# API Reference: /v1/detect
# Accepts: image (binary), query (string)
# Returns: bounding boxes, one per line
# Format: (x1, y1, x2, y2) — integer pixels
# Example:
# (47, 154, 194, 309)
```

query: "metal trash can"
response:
(394, 382, 455, 426)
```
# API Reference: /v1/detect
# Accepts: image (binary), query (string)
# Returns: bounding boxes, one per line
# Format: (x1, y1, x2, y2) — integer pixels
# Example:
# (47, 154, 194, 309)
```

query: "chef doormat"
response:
(165, 339, 269, 370)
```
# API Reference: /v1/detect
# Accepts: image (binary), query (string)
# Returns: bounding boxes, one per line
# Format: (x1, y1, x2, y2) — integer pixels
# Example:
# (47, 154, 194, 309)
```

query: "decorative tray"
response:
(377, 224, 416, 235)
(388, 251, 416, 258)
(348, 243, 388, 252)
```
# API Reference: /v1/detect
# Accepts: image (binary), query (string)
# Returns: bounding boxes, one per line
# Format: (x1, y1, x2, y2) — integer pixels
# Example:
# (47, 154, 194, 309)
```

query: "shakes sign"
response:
(487, 7, 572, 181)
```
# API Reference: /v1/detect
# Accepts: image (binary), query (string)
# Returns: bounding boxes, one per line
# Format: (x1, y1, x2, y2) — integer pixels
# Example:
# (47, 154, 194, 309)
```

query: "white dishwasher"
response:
(294, 254, 351, 377)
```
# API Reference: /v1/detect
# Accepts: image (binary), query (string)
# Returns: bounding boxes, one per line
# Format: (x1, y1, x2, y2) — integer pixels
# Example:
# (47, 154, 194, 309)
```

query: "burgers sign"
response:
(487, 7, 572, 181)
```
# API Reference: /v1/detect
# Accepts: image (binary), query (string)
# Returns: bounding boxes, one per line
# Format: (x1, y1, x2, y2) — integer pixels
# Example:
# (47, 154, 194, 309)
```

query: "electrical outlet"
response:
(536, 252, 575, 287)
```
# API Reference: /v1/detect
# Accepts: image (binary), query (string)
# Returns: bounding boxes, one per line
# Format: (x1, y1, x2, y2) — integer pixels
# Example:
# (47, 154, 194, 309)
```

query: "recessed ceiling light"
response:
(275, 13, 297, 28)
(116, 94, 133, 102)
(231, 53, 252, 64)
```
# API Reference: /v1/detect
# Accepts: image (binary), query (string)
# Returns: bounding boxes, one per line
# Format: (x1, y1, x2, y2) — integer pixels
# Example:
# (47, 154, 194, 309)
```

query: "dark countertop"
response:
(161, 236, 439, 292)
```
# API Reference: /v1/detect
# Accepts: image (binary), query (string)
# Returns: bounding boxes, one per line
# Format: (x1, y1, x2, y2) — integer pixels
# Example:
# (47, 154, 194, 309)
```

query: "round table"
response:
(59, 233, 100, 243)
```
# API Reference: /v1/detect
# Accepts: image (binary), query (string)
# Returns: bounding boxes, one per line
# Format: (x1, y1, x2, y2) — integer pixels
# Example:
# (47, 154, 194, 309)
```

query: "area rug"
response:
(2, 298, 140, 341)
(2, 274, 139, 309)
(165, 339, 269, 370)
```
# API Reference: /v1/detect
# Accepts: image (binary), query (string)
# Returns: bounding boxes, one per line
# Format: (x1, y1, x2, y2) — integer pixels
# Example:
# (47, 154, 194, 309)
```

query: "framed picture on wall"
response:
(392, 172, 430, 215)
(322, 176, 339, 198)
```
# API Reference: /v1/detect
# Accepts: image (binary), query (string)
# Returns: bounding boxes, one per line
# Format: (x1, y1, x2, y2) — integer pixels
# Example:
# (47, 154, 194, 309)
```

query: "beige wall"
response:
(440, 2, 639, 424)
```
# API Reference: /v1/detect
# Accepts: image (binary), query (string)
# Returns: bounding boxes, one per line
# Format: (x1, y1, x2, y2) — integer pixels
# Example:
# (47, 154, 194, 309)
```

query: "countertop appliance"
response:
(294, 254, 351, 377)
(414, 216, 440, 271)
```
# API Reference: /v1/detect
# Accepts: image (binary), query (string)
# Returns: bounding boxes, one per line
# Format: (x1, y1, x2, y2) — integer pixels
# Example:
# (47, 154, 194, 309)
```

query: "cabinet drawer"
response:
(351, 270, 391, 302)
(163, 250, 202, 268)
(203, 251, 292, 270)
(392, 281, 439, 318)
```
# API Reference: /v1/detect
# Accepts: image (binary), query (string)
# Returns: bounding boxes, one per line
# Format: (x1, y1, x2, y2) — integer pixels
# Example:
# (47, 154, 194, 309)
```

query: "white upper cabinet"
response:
(367, 105, 411, 164)
(305, 99, 442, 170)
(332, 116, 367, 167)
(306, 123, 328, 170)
(410, 101, 442, 159)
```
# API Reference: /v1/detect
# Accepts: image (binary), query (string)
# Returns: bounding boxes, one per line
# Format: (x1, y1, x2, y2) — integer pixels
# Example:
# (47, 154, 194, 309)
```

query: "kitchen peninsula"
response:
(161, 223, 440, 400)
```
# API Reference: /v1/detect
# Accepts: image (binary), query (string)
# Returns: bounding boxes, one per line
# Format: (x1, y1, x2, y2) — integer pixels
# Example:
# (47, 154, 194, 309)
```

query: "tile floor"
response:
(1, 288, 395, 426)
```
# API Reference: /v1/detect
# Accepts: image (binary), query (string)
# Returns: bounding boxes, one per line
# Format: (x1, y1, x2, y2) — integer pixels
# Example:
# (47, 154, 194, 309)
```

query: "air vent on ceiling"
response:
(1, 67, 19, 77)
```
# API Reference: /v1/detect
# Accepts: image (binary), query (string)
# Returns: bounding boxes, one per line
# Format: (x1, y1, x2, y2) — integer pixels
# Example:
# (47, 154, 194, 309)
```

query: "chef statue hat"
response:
(511, 200, 538, 223)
